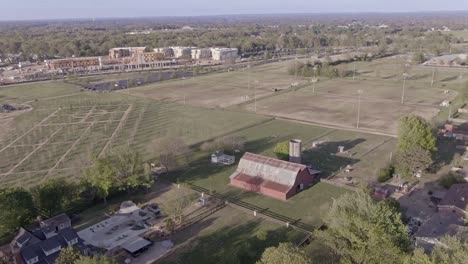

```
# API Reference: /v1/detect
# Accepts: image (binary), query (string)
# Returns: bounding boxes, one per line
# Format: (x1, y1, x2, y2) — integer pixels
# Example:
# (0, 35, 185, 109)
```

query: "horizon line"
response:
(1, 10, 468, 23)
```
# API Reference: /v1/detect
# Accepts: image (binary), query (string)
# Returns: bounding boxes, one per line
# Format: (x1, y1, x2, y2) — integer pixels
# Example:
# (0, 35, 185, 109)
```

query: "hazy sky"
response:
(2, 0, 468, 21)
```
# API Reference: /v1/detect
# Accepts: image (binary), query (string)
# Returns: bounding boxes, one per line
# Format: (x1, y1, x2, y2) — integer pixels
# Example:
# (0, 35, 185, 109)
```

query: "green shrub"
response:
(439, 173, 465, 189)
(274, 141, 289, 160)
(377, 166, 395, 183)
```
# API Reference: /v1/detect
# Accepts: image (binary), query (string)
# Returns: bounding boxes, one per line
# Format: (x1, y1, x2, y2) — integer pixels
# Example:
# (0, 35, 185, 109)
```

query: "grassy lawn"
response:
(0, 81, 81, 102)
(160, 206, 306, 264)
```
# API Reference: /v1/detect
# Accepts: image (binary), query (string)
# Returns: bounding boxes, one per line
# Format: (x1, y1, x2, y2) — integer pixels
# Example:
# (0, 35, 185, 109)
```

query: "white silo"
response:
(289, 139, 302, 164)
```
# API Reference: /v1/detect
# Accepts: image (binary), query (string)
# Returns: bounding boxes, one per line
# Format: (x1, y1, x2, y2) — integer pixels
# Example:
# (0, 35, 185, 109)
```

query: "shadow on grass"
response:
(303, 138, 365, 177)
(432, 137, 465, 172)
(163, 220, 301, 264)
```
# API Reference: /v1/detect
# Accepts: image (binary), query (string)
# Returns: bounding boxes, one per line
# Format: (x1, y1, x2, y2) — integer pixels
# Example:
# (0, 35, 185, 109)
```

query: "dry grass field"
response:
(243, 78, 454, 134)
(125, 60, 309, 108)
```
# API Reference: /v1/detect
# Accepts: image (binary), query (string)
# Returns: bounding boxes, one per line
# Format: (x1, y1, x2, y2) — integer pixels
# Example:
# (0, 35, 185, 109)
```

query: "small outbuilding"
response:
(211, 151, 235, 165)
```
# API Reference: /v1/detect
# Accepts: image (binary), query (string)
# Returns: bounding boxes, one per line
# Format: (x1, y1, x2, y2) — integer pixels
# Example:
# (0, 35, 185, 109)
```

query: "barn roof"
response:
(232, 152, 306, 187)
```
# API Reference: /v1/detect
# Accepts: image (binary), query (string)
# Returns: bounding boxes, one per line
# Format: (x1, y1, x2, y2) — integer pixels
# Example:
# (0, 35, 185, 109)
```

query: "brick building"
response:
(229, 152, 318, 200)
(45, 57, 102, 70)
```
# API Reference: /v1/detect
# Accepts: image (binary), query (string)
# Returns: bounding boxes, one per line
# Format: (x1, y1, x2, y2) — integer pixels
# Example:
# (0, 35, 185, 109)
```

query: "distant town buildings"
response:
(191, 48, 212, 60)
(108, 47, 146, 59)
(211, 48, 238, 61)
(45, 57, 103, 70)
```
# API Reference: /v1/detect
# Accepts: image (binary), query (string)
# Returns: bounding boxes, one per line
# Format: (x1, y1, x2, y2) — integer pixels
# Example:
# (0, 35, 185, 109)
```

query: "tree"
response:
(406, 236, 468, 264)
(396, 146, 433, 177)
(0, 188, 37, 236)
(413, 52, 426, 64)
(317, 191, 410, 264)
(157, 137, 191, 172)
(398, 115, 437, 153)
(56, 247, 80, 264)
(274, 141, 289, 160)
(110, 149, 153, 192)
(31, 179, 76, 217)
(75, 256, 116, 264)
(397, 115, 437, 177)
(439, 173, 466, 189)
(257, 243, 311, 264)
(84, 157, 115, 204)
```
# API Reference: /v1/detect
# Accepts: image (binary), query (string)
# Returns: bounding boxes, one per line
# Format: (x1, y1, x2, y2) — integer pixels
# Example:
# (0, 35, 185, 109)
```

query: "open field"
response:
(0, 82, 271, 188)
(242, 78, 453, 133)
(169, 119, 392, 225)
(124, 60, 309, 108)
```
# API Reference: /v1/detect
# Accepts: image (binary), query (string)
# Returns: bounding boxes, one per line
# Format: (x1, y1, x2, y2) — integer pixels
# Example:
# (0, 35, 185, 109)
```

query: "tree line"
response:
(0, 148, 153, 240)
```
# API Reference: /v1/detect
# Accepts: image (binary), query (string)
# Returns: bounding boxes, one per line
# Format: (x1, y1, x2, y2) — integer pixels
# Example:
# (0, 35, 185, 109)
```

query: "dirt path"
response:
(44, 121, 96, 177)
(98, 104, 133, 158)
(0, 109, 60, 154)
(23, 92, 89, 104)
(4, 125, 65, 175)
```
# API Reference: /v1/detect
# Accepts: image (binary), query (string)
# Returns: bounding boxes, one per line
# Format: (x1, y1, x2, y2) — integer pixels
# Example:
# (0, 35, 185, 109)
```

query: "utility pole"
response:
(353, 58, 357, 81)
(356, 90, 363, 128)
(431, 68, 435, 88)
(311, 78, 318, 94)
(254, 80, 258, 113)
(401, 73, 408, 104)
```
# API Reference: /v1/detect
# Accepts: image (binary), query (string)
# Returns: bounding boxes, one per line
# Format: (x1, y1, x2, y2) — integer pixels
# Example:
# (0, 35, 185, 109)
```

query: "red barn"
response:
(229, 152, 318, 201)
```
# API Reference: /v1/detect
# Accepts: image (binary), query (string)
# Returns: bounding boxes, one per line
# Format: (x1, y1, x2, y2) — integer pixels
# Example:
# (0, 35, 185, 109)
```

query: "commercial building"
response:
(211, 48, 238, 61)
(131, 52, 165, 64)
(154, 48, 174, 58)
(229, 150, 318, 201)
(191, 48, 212, 60)
(170, 47, 195, 59)
(45, 57, 102, 70)
(108, 47, 146, 59)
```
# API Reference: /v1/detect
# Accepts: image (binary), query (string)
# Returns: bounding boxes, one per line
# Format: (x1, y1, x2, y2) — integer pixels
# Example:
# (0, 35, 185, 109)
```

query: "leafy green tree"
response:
(406, 237, 468, 264)
(396, 146, 433, 177)
(111, 149, 153, 192)
(274, 141, 289, 160)
(84, 157, 115, 204)
(413, 52, 426, 64)
(56, 247, 81, 264)
(75, 256, 116, 264)
(0, 188, 37, 235)
(31, 179, 75, 217)
(398, 115, 437, 153)
(257, 243, 311, 264)
(317, 191, 410, 264)
(438, 173, 466, 189)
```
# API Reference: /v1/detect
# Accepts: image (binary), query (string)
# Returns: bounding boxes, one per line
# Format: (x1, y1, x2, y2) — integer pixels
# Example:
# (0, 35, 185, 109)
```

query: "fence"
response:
(319, 179, 360, 192)
(184, 182, 315, 234)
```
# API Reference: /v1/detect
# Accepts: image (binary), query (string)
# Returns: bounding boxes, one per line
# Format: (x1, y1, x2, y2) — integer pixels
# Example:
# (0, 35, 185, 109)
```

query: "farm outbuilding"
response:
(229, 152, 318, 200)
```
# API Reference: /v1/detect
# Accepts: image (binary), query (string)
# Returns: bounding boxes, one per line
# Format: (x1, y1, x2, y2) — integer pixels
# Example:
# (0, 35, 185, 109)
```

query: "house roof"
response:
(40, 214, 70, 228)
(58, 228, 78, 242)
(121, 237, 152, 254)
(232, 152, 306, 187)
(440, 183, 468, 211)
(39, 237, 61, 252)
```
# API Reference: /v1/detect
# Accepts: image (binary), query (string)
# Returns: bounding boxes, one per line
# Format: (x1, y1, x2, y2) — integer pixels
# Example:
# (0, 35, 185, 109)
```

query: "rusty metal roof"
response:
(233, 152, 305, 187)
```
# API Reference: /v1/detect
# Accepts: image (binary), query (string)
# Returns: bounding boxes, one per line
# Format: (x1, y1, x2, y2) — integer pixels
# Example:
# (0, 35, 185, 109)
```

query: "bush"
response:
(439, 173, 465, 189)
(377, 166, 395, 183)
(274, 141, 289, 160)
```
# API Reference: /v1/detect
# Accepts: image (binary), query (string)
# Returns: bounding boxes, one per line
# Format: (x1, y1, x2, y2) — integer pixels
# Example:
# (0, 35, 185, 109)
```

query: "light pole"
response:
(311, 78, 318, 94)
(182, 77, 186, 105)
(352, 58, 357, 81)
(401, 73, 408, 104)
(356, 89, 363, 128)
(254, 80, 258, 113)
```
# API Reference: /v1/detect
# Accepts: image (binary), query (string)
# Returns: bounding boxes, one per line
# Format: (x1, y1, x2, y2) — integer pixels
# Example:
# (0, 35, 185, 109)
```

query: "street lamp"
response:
(254, 80, 259, 113)
(356, 89, 363, 128)
(311, 78, 318, 94)
(353, 58, 357, 81)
